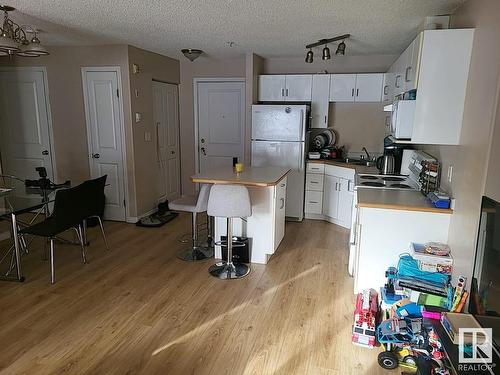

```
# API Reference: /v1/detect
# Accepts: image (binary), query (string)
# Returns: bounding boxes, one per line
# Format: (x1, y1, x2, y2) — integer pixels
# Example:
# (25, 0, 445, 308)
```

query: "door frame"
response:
(81, 66, 129, 221)
(193, 77, 246, 175)
(0, 66, 57, 181)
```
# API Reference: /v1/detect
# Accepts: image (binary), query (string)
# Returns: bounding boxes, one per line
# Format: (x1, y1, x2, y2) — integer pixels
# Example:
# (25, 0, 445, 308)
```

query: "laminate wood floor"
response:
(0, 214, 394, 375)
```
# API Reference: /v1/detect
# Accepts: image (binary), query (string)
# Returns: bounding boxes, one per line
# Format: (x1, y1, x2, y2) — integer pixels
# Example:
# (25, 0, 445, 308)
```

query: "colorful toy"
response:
(352, 288, 378, 348)
(376, 317, 449, 374)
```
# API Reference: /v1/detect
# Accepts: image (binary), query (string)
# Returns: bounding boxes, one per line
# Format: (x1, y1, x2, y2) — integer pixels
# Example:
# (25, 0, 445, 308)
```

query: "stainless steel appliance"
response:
(376, 155, 395, 175)
(251, 104, 308, 221)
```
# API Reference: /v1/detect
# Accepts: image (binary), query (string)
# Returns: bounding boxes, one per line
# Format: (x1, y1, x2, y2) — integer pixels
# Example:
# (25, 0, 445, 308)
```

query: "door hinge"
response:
(116, 89, 120, 98)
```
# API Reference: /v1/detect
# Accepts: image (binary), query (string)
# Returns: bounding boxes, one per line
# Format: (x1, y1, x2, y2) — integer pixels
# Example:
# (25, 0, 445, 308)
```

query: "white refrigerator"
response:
(251, 104, 308, 221)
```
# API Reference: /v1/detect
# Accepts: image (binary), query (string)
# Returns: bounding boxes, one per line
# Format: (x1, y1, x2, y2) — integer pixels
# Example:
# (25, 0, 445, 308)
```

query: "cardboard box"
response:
(410, 243, 453, 275)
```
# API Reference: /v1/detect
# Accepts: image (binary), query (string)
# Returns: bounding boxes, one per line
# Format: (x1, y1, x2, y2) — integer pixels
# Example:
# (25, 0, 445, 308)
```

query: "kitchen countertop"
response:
(307, 159, 378, 174)
(356, 189, 453, 214)
(191, 166, 290, 187)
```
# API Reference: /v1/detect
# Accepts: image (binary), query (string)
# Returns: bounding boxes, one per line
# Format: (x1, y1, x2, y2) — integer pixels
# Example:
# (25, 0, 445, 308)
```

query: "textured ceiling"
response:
(6, 0, 466, 59)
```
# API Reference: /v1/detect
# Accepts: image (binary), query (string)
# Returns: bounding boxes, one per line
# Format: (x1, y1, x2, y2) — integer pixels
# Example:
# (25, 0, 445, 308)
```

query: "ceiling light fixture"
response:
(0, 5, 49, 58)
(305, 49, 313, 63)
(322, 45, 331, 60)
(181, 48, 203, 62)
(335, 40, 346, 56)
(305, 34, 350, 63)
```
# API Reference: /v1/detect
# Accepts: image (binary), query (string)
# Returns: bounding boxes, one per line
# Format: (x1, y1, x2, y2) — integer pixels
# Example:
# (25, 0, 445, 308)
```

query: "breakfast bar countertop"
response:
(191, 166, 290, 187)
(356, 188, 454, 214)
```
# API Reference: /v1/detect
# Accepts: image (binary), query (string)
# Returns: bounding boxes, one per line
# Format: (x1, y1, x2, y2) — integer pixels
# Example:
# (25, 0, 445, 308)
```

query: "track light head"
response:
(305, 49, 313, 63)
(335, 41, 346, 56)
(322, 45, 331, 60)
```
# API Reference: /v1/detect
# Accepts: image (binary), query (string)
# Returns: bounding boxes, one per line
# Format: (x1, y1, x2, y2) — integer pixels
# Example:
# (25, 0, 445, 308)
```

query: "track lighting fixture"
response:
(305, 49, 313, 63)
(335, 40, 346, 56)
(322, 45, 331, 60)
(304, 34, 350, 64)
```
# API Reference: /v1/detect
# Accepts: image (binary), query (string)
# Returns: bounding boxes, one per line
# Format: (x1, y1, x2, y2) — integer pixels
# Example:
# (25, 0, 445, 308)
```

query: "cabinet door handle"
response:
(335, 182, 338, 191)
(405, 66, 411, 82)
(324, 115, 327, 124)
(383, 85, 388, 95)
(356, 88, 359, 97)
(395, 75, 401, 88)
(281, 88, 285, 97)
(280, 183, 286, 187)
(285, 88, 289, 97)
(310, 181, 318, 184)
(309, 201, 318, 204)
(351, 88, 354, 97)
(280, 198, 285, 209)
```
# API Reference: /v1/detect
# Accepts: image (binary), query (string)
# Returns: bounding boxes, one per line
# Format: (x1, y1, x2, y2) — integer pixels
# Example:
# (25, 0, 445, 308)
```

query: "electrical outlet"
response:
(447, 165, 453, 184)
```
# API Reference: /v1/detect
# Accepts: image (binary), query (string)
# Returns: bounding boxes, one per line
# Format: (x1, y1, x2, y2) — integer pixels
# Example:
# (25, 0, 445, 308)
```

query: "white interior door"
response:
(197, 81, 245, 173)
(153, 81, 180, 202)
(82, 69, 126, 221)
(0, 69, 54, 181)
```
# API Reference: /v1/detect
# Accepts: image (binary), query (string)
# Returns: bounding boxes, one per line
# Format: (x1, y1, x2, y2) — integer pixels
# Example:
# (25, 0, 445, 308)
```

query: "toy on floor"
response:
(352, 289, 378, 349)
(376, 317, 449, 374)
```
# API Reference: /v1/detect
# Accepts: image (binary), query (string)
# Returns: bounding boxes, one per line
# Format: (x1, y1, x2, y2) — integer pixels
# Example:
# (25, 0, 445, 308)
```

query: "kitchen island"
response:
(192, 166, 290, 264)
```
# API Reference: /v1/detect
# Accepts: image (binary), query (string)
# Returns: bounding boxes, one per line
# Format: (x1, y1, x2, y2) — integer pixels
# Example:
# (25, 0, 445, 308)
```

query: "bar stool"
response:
(169, 184, 214, 261)
(207, 184, 251, 279)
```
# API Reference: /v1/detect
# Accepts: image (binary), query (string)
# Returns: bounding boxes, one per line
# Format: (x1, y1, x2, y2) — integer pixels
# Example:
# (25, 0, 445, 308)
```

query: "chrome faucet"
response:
(362, 147, 371, 161)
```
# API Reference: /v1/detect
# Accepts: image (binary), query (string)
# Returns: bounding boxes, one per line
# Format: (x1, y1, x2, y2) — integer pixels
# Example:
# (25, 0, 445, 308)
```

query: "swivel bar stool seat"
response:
(207, 184, 251, 279)
(169, 184, 214, 261)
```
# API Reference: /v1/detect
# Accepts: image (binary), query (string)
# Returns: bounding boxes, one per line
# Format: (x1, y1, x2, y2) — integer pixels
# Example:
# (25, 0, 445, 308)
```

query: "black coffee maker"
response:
(383, 136, 408, 174)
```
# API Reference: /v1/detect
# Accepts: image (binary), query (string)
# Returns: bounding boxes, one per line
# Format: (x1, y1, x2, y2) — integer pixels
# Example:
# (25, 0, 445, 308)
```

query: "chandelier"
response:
(0, 5, 49, 57)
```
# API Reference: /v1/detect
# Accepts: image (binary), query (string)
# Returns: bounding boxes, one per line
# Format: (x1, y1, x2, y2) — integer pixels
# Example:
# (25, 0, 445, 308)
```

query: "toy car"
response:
(352, 289, 378, 348)
(376, 317, 448, 374)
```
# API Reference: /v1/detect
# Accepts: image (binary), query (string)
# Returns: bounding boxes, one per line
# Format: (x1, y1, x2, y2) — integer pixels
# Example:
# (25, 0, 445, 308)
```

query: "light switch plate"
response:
(144, 132, 151, 142)
(447, 165, 453, 183)
(134, 89, 139, 98)
(135, 112, 142, 123)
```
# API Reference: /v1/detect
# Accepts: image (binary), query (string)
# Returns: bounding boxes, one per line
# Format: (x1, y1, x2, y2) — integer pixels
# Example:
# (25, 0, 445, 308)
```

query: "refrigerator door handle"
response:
(299, 109, 304, 141)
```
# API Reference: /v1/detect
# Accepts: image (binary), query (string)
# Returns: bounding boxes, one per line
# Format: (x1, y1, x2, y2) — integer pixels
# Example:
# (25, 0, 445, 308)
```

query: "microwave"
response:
(390, 100, 416, 139)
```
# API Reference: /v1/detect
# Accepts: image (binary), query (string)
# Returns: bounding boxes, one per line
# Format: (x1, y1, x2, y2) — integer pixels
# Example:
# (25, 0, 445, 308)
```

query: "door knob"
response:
(170, 150, 175, 155)
(41, 150, 49, 155)
(92, 153, 100, 159)
(200, 147, 206, 156)
(200, 138, 205, 144)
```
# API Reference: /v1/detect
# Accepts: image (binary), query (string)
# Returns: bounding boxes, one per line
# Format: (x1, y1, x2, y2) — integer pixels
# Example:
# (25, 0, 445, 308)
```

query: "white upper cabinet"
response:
(258, 75, 312, 102)
(285, 75, 312, 101)
(329, 74, 356, 102)
(355, 74, 384, 102)
(382, 73, 395, 103)
(404, 33, 422, 92)
(259, 75, 286, 101)
(329, 74, 383, 102)
(411, 29, 474, 145)
(310, 75, 330, 128)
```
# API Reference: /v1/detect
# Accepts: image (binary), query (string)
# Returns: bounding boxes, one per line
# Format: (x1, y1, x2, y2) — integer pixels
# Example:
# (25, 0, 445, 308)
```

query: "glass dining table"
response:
(0, 180, 55, 282)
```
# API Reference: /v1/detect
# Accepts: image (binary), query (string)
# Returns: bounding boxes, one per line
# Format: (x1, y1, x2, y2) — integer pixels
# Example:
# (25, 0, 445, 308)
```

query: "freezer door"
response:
(252, 105, 306, 142)
(252, 140, 305, 220)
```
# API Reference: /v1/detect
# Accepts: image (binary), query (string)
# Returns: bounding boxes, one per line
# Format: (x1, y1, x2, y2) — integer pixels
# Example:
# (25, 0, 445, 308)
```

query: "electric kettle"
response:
(376, 155, 395, 175)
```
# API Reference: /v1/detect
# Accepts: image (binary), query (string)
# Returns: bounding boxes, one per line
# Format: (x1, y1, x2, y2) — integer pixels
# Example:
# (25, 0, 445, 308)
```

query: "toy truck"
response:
(352, 289, 378, 348)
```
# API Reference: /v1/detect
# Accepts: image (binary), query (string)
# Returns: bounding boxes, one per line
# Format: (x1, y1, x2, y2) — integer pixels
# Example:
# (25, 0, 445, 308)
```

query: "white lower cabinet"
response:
(353, 207, 451, 294)
(304, 162, 354, 228)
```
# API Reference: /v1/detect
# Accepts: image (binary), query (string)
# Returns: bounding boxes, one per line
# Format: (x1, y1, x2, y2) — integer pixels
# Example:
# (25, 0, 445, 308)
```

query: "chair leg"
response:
(95, 216, 110, 251)
(50, 238, 55, 284)
(76, 226, 88, 264)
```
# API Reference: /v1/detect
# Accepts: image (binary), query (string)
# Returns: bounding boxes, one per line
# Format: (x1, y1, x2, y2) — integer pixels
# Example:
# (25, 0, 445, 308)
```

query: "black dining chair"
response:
(80, 175, 109, 251)
(20, 185, 88, 284)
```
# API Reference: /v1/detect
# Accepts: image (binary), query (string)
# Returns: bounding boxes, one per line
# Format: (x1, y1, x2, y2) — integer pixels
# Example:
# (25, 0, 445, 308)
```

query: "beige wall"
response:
(178, 57, 246, 195)
(0, 45, 130, 185)
(245, 53, 265, 163)
(126, 46, 180, 216)
(0, 45, 181, 218)
(421, 0, 500, 283)
(330, 103, 387, 154)
(263, 54, 398, 75)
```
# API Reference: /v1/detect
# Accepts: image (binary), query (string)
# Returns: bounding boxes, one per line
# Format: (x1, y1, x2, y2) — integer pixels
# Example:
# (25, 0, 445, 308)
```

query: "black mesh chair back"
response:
(79, 175, 107, 219)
